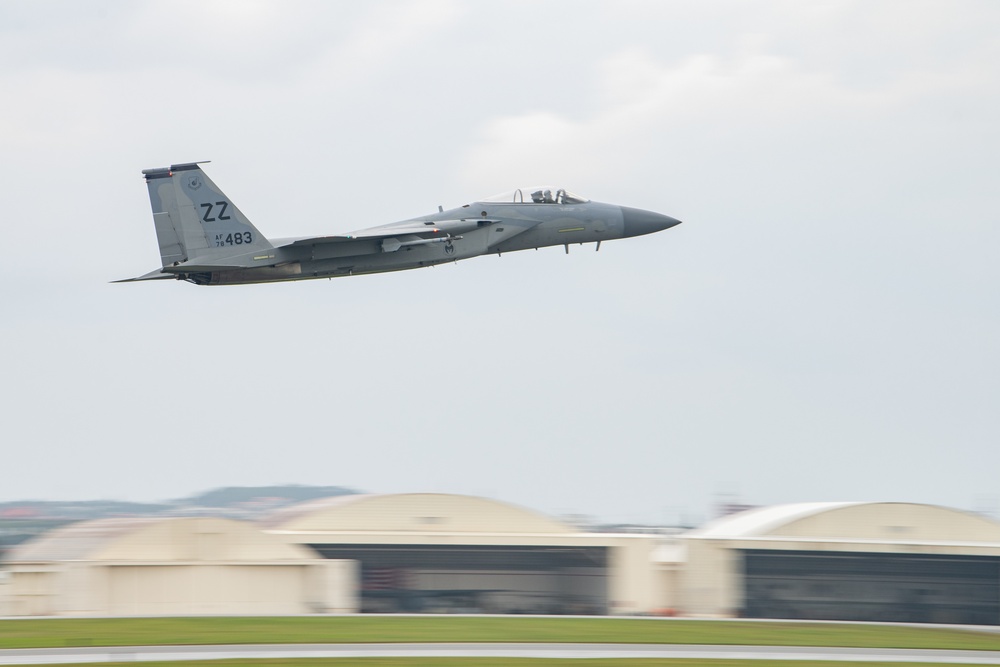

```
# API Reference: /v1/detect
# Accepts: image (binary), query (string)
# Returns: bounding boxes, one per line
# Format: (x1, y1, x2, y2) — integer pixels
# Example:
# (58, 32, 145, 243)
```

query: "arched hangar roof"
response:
(5, 517, 317, 563)
(687, 502, 1000, 543)
(262, 493, 576, 535)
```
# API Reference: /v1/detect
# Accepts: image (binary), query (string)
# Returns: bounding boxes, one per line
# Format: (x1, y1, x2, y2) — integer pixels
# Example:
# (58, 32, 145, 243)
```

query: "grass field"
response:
(15, 660, 993, 667)
(1, 616, 1000, 651)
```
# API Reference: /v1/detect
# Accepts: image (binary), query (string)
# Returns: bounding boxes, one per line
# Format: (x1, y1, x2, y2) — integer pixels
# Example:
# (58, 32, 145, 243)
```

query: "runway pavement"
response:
(4, 643, 1000, 665)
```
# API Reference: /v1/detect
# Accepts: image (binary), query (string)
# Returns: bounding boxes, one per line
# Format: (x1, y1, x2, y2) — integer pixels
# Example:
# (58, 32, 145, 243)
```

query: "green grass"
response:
(1, 617, 1000, 651)
(10, 661, 996, 667)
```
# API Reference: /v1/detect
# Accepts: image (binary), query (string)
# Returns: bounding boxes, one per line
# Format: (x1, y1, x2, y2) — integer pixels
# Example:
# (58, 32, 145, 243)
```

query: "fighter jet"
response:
(118, 162, 681, 286)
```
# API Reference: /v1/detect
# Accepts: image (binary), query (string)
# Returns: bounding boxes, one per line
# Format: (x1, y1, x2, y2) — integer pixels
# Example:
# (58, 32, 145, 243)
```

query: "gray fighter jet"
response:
(118, 162, 681, 286)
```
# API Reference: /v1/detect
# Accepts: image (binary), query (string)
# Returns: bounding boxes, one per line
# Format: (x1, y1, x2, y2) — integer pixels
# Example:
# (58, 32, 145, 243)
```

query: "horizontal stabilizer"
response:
(112, 268, 175, 283)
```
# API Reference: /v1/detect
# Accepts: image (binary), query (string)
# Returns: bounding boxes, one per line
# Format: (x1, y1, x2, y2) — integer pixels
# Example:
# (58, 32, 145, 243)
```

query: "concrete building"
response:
(263, 493, 661, 615)
(1, 517, 356, 616)
(677, 502, 1000, 624)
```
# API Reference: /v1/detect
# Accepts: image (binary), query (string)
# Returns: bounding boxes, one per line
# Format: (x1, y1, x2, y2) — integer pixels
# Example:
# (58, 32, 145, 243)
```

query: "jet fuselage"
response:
(120, 165, 681, 286)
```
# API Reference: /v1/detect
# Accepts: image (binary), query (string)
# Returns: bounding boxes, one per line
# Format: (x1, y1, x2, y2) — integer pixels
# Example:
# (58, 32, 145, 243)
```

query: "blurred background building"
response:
(261, 493, 656, 615)
(1, 517, 355, 616)
(679, 501, 1000, 624)
(2, 490, 999, 624)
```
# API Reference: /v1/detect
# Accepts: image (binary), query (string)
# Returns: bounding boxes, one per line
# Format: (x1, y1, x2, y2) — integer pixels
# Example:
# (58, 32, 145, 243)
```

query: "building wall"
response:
(2, 515, 361, 617)
(4, 560, 356, 617)
(106, 564, 308, 615)
(678, 539, 741, 617)
(59, 563, 109, 615)
(5, 566, 60, 616)
(654, 565, 681, 613)
(607, 540, 657, 615)
(309, 559, 358, 614)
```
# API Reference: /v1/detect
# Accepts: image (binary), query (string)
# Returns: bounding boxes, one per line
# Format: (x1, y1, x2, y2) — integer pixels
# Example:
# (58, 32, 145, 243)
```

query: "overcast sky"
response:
(2, 0, 998, 525)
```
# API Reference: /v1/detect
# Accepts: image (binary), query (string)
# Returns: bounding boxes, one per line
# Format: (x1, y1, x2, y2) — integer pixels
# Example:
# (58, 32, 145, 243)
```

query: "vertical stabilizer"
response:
(142, 162, 273, 267)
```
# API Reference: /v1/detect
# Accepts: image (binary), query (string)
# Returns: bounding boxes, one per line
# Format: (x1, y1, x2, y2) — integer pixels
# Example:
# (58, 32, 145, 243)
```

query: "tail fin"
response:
(142, 162, 273, 267)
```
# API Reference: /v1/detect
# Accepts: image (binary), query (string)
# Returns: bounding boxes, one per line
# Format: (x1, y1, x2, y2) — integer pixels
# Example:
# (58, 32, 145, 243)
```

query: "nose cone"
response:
(620, 206, 682, 238)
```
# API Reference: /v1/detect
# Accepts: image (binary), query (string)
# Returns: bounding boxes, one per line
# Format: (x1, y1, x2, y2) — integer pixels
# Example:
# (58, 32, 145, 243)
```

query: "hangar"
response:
(2, 517, 356, 616)
(263, 493, 658, 615)
(4, 495, 999, 623)
(678, 502, 1000, 624)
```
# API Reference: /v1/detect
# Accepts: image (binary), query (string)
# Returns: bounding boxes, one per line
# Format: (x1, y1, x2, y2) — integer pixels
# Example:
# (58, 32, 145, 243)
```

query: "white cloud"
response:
(457, 35, 999, 195)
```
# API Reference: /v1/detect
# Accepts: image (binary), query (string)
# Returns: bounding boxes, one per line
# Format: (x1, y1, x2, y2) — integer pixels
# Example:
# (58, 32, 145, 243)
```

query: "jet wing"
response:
(286, 227, 432, 245)
(284, 219, 496, 246)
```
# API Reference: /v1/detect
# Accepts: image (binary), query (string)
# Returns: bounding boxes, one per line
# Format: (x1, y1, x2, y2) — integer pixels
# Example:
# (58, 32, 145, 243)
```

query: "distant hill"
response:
(177, 485, 359, 508)
(0, 499, 171, 520)
(0, 485, 362, 559)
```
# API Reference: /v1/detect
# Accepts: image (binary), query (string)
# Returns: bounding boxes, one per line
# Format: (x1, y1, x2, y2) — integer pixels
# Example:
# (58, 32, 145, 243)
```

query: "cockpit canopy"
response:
(479, 186, 589, 205)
